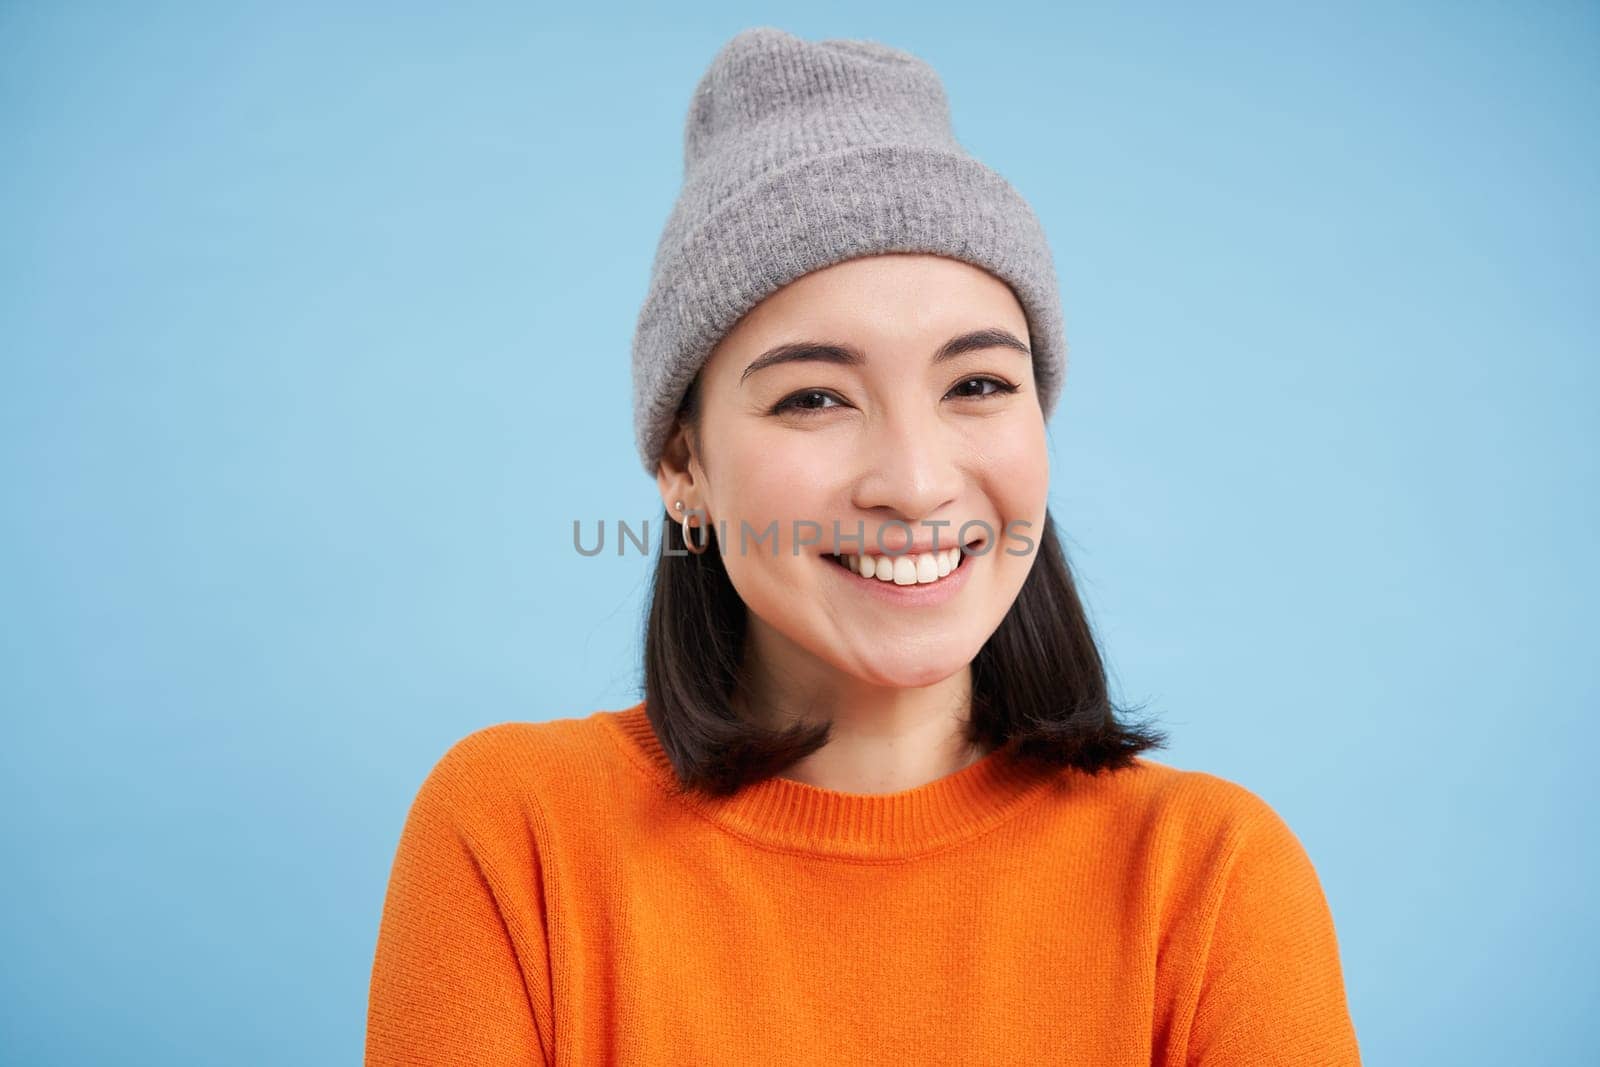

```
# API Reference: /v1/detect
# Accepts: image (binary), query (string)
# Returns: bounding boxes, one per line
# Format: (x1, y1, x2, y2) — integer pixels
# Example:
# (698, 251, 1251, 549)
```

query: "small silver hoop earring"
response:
(681, 511, 710, 556)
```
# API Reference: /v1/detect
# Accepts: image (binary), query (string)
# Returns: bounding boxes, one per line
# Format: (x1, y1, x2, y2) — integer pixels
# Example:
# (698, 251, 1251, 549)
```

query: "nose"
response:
(851, 402, 963, 531)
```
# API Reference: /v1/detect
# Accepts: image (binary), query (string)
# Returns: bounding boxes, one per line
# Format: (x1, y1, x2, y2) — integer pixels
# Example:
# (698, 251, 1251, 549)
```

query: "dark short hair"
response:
(643, 377, 1170, 797)
(643, 504, 1172, 795)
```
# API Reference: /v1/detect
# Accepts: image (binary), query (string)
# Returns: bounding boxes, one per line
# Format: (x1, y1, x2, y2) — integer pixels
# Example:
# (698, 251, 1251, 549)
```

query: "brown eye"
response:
(772, 390, 844, 415)
(948, 376, 1019, 399)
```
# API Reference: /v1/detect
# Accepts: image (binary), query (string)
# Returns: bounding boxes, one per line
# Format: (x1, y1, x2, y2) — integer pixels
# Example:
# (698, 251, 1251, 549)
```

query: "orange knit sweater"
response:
(366, 702, 1362, 1065)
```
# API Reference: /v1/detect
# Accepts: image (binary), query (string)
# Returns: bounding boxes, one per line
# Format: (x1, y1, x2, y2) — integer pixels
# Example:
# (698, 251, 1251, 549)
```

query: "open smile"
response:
(820, 538, 984, 605)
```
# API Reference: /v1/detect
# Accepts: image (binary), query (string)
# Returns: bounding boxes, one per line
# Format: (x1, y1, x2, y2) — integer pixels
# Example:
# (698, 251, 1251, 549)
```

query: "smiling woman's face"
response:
(658, 252, 1051, 692)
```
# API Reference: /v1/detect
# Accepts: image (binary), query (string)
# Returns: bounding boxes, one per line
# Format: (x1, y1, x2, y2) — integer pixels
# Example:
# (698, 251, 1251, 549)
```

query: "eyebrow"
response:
(739, 327, 1031, 386)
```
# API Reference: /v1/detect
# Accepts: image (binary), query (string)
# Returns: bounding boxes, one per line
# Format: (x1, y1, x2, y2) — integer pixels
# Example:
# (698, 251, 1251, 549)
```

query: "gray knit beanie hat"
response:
(631, 26, 1067, 476)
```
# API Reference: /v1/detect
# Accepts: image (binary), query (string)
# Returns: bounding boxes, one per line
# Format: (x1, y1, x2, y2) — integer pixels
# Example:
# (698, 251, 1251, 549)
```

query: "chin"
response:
(847, 644, 977, 690)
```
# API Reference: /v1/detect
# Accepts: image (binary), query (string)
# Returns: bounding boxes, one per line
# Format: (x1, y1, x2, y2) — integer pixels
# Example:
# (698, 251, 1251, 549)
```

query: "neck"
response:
(734, 628, 991, 795)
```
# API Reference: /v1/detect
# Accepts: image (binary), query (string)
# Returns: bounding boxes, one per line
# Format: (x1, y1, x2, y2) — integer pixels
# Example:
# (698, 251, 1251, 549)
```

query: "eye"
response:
(947, 375, 1020, 400)
(770, 377, 1020, 417)
(771, 389, 845, 416)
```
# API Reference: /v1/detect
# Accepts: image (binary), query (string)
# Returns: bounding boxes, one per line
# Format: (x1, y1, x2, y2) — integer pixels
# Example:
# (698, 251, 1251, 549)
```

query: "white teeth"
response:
(831, 547, 966, 585)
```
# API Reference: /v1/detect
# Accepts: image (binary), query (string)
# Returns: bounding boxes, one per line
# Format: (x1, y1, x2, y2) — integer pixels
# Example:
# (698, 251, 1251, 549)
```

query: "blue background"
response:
(3, 2, 1595, 1062)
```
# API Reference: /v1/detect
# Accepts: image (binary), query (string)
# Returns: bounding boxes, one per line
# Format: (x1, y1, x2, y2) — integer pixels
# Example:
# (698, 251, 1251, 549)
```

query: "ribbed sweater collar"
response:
(601, 701, 1061, 861)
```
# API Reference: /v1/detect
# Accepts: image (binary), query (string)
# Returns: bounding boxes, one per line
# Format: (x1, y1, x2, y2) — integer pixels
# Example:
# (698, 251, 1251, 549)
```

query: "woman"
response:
(366, 27, 1362, 1065)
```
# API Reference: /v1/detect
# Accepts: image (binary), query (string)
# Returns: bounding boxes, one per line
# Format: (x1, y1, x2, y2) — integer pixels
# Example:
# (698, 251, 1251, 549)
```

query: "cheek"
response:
(704, 409, 834, 500)
(710, 457, 837, 583)
(698, 415, 844, 595)
(718, 434, 839, 528)
(969, 415, 1050, 514)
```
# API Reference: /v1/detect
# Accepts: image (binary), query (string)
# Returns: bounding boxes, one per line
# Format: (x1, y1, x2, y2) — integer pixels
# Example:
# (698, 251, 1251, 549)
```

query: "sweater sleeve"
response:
(1186, 799, 1362, 1066)
(365, 736, 555, 1066)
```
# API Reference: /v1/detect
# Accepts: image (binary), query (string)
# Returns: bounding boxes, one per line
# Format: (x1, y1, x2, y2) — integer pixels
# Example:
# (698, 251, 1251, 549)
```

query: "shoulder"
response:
(1124, 771, 1360, 1057)
(1102, 755, 1319, 885)
(1104, 755, 1284, 830)
(403, 709, 630, 839)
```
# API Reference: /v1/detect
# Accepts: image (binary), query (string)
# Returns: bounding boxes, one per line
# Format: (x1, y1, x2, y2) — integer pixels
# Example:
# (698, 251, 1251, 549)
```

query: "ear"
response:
(654, 421, 698, 514)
